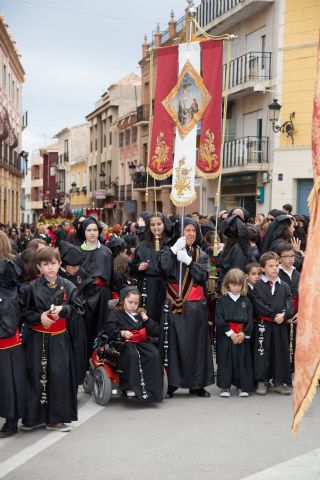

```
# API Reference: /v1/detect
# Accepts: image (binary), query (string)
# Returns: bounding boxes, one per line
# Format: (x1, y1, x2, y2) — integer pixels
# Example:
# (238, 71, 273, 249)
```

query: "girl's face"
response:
(149, 217, 164, 237)
(246, 267, 261, 285)
(85, 224, 99, 242)
(228, 283, 242, 295)
(124, 293, 140, 313)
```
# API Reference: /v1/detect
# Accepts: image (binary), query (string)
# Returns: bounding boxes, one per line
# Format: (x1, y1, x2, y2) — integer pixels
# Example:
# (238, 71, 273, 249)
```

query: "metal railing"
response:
(132, 172, 172, 189)
(197, 0, 243, 27)
(223, 136, 269, 168)
(223, 52, 272, 89)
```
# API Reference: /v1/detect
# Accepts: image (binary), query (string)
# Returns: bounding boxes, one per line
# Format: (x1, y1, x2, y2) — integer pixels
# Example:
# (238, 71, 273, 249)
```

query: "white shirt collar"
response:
(261, 274, 281, 285)
(227, 292, 241, 302)
(279, 265, 295, 278)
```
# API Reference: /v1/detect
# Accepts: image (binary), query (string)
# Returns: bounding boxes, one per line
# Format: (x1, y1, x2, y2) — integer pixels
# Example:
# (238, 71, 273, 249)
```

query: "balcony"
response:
(223, 52, 272, 98)
(223, 136, 269, 172)
(196, 0, 274, 36)
(132, 172, 172, 190)
(136, 104, 150, 124)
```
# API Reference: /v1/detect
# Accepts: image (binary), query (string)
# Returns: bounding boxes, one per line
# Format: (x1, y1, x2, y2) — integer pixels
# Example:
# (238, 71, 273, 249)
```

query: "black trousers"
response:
(253, 320, 290, 386)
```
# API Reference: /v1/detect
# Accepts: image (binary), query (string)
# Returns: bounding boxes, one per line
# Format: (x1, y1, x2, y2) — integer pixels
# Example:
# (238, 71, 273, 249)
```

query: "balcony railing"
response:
(136, 104, 150, 123)
(223, 136, 269, 168)
(197, 0, 243, 26)
(223, 52, 272, 90)
(132, 172, 172, 189)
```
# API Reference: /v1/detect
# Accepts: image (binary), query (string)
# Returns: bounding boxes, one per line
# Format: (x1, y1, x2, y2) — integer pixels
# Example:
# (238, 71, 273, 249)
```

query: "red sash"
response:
(32, 317, 67, 335)
(228, 322, 245, 334)
(0, 329, 21, 349)
(293, 295, 299, 312)
(170, 283, 204, 301)
(127, 328, 147, 343)
(95, 277, 109, 287)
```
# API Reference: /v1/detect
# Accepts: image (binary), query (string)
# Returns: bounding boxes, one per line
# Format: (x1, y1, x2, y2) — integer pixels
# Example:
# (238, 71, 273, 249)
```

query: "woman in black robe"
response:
(78, 217, 113, 357)
(159, 218, 214, 398)
(0, 256, 26, 437)
(129, 213, 172, 324)
(101, 287, 163, 402)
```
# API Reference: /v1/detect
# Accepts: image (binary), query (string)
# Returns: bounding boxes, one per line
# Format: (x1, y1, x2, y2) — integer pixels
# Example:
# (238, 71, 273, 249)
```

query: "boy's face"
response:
(37, 259, 60, 280)
(85, 224, 99, 242)
(246, 267, 262, 285)
(65, 264, 80, 276)
(262, 259, 279, 280)
(279, 249, 295, 269)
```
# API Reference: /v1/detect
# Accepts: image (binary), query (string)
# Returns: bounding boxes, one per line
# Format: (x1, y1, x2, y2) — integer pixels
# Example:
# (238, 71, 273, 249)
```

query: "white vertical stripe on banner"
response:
(170, 42, 200, 207)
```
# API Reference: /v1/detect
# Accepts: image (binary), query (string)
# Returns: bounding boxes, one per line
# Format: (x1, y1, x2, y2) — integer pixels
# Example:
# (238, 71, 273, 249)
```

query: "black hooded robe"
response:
(0, 260, 26, 421)
(102, 311, 163, 402)
(21, 276, 85, 426)
(159, 242, 214, 390)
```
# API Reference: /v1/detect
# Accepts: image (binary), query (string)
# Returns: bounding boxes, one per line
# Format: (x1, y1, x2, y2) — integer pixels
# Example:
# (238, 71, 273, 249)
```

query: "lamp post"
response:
(268, 99, 295, 145)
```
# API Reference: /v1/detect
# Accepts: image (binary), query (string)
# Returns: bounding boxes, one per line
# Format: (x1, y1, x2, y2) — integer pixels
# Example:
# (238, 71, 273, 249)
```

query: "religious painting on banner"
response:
(148, 39, 223, 207)
(292, 35, 320, 434)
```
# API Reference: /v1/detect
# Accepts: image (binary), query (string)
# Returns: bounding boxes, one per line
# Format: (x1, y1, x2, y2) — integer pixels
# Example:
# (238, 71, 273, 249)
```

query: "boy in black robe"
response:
(0, 260, 26, 438)
(251, 251, 294, 395)
(58, 241, 88, 385)
(21, 247, 85, 432)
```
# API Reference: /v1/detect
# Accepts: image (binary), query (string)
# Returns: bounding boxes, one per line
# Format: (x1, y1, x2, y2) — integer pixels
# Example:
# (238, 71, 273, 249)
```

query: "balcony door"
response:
(243, 111, 263, 163)
(246, 28, 266, 80)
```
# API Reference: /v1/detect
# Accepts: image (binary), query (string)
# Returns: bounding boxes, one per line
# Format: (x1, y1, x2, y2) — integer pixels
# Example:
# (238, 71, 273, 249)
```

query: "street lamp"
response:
(268, 99, 295, 145)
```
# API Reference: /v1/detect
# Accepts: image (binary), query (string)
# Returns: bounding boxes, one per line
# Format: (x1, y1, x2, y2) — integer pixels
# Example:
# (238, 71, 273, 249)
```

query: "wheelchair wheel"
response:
(93, 366, 112, 405)
(83, 370, 94, 394)
(162, 370, 168, 400)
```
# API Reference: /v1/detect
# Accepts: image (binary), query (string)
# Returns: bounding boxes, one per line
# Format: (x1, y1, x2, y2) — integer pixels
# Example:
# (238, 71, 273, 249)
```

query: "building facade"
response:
(29, 151, 43, 222)
(86, 73, 140, 225)
(0, 14, 26, 224)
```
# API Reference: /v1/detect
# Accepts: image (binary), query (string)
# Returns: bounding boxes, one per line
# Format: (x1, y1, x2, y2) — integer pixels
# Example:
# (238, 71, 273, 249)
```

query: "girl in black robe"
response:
(159, 218, 214, 398)
(101, 286, 163, 402)
(78, 217, 113, 357)
(0, 256, 26, 438)
(129, 213, 172, 324)
(215, 269, 254, 397)
(21, 247, 85, 432)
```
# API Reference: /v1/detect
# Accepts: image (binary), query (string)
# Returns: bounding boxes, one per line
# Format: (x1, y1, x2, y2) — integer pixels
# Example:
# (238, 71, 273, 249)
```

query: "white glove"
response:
(171, 236, 186, 255)
(177, 248, 192, 265)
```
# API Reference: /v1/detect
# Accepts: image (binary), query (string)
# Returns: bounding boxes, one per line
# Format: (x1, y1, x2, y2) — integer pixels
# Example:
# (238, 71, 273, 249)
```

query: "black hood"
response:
(261, 215, 292, 254)
(171, 217, 202, 246)
(0, 259, 21, 288)
(59, 240, 84, 266)
(220, 214, 251, 256)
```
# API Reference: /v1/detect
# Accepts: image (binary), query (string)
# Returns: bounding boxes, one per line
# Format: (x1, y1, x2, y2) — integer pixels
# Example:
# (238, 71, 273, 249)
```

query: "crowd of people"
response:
(0, 203, 308, 437)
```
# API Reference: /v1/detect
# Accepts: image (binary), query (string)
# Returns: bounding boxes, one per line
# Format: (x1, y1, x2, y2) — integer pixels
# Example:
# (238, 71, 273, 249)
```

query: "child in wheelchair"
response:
(99, 286, 164, 402)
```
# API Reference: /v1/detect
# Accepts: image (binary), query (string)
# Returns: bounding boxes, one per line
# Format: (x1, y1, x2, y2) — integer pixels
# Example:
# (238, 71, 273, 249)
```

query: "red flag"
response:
(292, 35, 320, 433)
(148, 45, 178, 180)
(197, 40, 223, 179)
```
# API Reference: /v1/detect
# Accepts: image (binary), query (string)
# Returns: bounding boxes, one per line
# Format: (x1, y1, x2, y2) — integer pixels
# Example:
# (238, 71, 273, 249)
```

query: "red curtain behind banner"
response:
(197, 40, 223, 179)
(148, 45, 178, 180)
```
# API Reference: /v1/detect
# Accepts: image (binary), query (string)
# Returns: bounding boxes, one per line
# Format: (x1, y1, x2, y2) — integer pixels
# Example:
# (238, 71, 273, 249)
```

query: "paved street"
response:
(1, 384, 320, 480)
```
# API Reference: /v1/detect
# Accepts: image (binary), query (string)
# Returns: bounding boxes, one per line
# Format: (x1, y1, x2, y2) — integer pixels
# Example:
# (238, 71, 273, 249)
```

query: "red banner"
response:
(197, 40, 223, 179)
(292, 35, 320, 434)
(148, 45, 178, 180)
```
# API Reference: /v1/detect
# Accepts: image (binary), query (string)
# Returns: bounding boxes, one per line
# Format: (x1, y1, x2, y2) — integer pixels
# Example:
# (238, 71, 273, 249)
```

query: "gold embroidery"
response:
(173, 157, 192, 197)
(151, 132, 170, 172)
(199, 129, 218, 171)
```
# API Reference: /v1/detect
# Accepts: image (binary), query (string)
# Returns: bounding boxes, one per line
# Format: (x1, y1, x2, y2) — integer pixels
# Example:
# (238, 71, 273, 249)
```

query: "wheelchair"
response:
(83, 337, 168, 405)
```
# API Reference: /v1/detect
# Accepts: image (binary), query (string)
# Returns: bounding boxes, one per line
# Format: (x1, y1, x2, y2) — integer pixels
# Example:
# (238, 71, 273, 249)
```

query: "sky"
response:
(1, 0, 189, 154)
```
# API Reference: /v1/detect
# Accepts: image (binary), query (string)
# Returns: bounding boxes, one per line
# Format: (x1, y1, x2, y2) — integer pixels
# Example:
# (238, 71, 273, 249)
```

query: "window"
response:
(90, 140, 92, 153)
(3, 64, 7, 93)
(95, 138, 98, 151)
(16, 87, 19, 109)
(119, 132, 124, 148)
(132, 126, 137, 144)
(8, 73, 10, 97)
(109, 131, 112, 145)
(12, 79, 15, 104)
(125, 129, 131, 146)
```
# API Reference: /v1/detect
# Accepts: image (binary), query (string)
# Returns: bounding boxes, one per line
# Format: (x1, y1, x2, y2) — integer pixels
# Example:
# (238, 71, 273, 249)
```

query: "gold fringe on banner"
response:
(292, 360, 320, 434)
(195, 166, 221, 180)
(170, 192, 197, 208)
(147, 166, 173, 181)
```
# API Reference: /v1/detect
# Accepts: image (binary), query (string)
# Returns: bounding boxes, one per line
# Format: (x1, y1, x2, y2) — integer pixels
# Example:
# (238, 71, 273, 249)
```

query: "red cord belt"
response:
(0, 329, 21, 349)
(32, 317, 66, 335)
